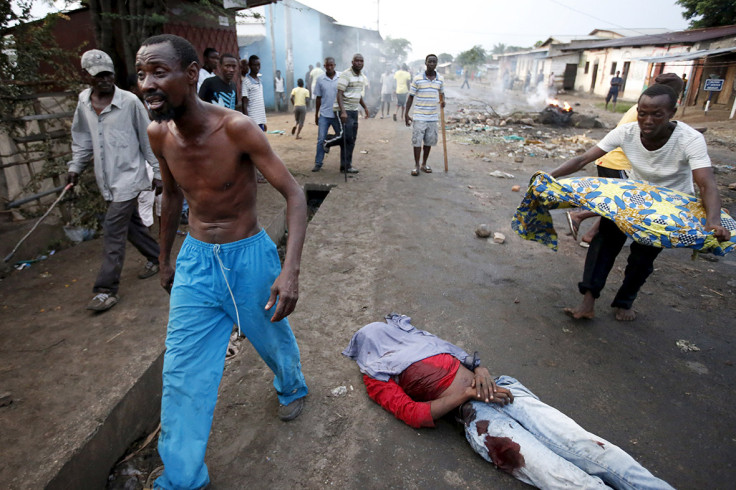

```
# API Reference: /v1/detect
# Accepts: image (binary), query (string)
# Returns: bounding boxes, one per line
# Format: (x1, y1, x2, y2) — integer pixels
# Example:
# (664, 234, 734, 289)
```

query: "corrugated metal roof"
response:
(635, 46, 736, 62)
(560, 24, 736, 51)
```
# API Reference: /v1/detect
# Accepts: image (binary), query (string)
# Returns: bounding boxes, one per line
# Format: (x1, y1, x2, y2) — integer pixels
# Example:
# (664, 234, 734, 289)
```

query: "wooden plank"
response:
(0, 112, 74, 123)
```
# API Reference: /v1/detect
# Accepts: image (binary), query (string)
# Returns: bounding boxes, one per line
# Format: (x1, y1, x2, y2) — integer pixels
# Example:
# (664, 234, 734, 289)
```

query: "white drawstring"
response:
(213, 244, 241, 337)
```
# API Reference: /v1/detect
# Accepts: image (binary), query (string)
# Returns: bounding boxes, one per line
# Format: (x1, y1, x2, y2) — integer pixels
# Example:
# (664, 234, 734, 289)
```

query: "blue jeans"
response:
(155, 230, 308, 489)
(315, 115, 341, 166)
(463, 376, 673, 490)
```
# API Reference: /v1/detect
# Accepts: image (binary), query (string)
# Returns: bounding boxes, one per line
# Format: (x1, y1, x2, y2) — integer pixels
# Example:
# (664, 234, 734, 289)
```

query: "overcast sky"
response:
(25, 0, 692, 61)
(298, 0, 691, 61)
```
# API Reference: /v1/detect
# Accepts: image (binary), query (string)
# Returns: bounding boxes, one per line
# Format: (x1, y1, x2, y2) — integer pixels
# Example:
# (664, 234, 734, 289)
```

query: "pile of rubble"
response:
(445, 106, 606, 160)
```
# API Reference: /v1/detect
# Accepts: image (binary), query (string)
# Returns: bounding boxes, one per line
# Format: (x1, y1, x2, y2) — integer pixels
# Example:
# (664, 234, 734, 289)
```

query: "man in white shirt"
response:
(196, 47, 218, 92)
(242, 55, 267, 131)
(274, 69, 285, 112)
(549, 84, 729, 321)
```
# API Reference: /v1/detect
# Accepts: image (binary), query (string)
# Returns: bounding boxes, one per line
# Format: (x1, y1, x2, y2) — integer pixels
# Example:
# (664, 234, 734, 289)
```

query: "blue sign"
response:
(704, 79, 724, 91)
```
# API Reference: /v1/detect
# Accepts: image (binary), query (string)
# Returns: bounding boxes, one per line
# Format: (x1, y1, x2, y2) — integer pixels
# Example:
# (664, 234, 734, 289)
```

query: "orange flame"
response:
(547, 98, 572, 112)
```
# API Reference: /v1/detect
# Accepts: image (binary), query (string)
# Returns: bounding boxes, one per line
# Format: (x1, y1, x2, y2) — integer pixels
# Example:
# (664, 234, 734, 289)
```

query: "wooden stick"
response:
(440, 103, 448, 172)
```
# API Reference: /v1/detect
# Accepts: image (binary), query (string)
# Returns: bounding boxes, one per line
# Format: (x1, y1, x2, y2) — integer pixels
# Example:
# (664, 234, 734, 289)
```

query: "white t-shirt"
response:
(596, 121, 711, 194)
(197, 68, 216, 92)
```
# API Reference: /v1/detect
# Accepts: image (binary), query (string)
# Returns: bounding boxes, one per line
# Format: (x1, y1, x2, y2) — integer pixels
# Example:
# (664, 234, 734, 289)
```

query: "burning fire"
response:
(546, 98, 572, 112)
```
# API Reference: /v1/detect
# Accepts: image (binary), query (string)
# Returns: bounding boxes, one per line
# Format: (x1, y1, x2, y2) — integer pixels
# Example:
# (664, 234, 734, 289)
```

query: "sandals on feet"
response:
(411, 168, 419, 176)
(421, 165, 432, 173)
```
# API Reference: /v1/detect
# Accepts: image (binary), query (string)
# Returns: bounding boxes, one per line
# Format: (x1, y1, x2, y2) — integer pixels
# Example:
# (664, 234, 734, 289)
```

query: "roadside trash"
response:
(267, 130, 285, 134)
(493, 232, 506, 244)
(676, 340, 700, 352)
(489, 170, 515, 178)
(511, 185, 521, 192)
(40, 272, 51, 278)
(475, 224, 492, 238)
(331, 385, 348, 397)
(503, 135, 525, 142)
(64, 226, 95, 243)
(0, 392, 12, 407)
(728, 183, 736, 190)
(514, 155, 524, 163)
(360, 150, 369, 154)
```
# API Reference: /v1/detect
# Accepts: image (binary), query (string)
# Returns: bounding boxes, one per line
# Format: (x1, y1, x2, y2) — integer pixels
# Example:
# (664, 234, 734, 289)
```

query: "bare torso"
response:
(155, 105, 261, 244)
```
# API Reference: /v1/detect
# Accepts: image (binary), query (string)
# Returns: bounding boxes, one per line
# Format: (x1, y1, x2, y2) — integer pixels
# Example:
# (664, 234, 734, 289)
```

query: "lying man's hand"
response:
(471, 367, 497, 403)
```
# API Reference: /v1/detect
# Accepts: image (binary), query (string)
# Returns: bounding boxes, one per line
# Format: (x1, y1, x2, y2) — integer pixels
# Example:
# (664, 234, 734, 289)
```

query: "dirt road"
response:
(205, 82, 736, 488)
(2, 80, 735, 489)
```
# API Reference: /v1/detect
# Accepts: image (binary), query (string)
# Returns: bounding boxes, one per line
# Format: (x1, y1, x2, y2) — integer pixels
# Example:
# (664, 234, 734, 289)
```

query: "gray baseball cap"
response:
(81, 49, 114, 76)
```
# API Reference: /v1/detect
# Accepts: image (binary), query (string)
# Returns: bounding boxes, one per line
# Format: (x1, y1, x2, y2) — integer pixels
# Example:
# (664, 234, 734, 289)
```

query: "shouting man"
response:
(136, 34, 308, 489)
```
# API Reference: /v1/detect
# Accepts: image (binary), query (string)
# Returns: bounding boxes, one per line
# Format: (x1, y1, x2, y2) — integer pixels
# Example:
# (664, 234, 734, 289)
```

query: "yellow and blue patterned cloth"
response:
(512, 171, 736, 256)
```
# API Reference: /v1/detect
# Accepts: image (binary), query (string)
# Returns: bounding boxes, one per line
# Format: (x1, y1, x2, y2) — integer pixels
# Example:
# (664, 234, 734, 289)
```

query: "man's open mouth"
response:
(145, 95, 166, 111)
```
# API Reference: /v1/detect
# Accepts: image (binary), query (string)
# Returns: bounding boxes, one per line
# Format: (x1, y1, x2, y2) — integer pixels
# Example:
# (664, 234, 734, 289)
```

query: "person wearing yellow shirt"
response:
(567, 74, 684, 246)
(393, 64, 412, 122)
(290, 78, 310, 139)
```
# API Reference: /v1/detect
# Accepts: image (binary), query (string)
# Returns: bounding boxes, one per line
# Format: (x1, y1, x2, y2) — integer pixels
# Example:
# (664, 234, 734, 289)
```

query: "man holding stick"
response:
(405, 54, 444, 176)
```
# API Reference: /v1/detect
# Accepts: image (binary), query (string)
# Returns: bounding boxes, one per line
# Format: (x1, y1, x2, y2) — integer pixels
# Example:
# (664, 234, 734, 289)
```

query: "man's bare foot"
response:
(564, 292, 595, 319)
(564, 307, 595, 319)
(614, 307, 636, 321)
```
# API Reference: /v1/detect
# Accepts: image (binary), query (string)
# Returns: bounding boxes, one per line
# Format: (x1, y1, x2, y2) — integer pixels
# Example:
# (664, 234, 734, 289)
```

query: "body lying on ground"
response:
(343, 314, 674, 489)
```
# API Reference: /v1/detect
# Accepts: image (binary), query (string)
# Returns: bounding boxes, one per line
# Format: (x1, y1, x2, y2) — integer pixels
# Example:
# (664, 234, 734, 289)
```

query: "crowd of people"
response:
(61, 31, 732, 489)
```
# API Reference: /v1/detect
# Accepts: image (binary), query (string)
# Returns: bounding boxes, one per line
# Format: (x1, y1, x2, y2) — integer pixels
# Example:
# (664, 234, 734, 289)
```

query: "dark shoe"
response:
(138, 261, 159, 279)
(322, 141, 330, 154)
(345, 167, 359, 174)
(311, 165, 321, 172)
(86, 292, 119, 312)
(278, 397, 305, 421)
(393, 114, 397, 121)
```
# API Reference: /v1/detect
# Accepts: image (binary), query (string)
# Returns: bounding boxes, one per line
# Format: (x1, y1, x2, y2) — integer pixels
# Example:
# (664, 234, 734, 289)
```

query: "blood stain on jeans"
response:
(484, 436, 525, 472)
(476, 419, 489, 436)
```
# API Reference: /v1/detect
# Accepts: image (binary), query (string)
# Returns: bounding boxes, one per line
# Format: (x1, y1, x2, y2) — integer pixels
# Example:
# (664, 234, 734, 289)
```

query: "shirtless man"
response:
(136, 34, 308, 489)
(550, 84, 729, 321)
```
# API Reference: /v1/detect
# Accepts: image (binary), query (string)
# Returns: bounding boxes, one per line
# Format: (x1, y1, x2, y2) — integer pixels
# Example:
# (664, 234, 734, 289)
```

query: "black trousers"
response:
(93, 197, 160, 294)
(578, 217, 662, 309)
(324, 110, 359, 170)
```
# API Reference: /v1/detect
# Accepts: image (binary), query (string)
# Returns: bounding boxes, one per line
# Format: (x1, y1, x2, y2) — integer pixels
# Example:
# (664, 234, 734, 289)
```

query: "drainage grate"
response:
(305, 183, 333, 222)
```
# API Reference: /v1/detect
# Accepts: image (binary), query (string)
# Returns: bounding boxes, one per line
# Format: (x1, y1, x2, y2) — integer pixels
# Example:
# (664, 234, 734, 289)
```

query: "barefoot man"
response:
(136, 34, 308, 489)
(549, 84, 729, 321)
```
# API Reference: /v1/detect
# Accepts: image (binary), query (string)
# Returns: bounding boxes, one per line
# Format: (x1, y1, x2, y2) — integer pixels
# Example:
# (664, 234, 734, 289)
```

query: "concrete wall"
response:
(576, 44, 693, 101)
(239, 0, 324, 110)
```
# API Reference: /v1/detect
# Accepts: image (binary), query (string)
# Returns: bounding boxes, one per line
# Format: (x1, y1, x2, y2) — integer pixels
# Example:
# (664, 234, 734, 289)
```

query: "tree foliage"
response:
(676, 0, 736, 28)
(456, 45, 487, 68)
(383, 36, 412, 63)
(491, 43, 506, 55)
(438, 53, 453, 63)
(1, 1, 79, 119)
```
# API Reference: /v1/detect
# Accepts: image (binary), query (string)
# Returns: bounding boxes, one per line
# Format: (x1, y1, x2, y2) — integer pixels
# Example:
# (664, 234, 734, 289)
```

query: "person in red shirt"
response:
(345, 316, 673, 489)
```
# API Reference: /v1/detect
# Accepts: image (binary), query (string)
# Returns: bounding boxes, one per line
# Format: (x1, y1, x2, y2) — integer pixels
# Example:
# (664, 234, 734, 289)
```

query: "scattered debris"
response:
(511, 185, 521, 192)
(493, 232, 506, 244)
(489, 170, 515, 179)
(359, 150, 369, 154)
(475, 224, 492, 238)
(676, 340, 701, 352)
(331, 385, 348, 397)
(728, 183, 736, 191)
(0, 392, 12, 407)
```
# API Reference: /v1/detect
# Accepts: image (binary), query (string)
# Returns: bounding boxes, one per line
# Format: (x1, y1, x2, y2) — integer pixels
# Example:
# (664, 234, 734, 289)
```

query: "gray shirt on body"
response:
(68, 86, 160, 202)
(313, 71, 340, 119)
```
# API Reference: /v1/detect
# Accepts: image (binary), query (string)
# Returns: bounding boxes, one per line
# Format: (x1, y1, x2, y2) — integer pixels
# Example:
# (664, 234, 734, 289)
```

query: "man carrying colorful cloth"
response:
(516, 84, 732, 322)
